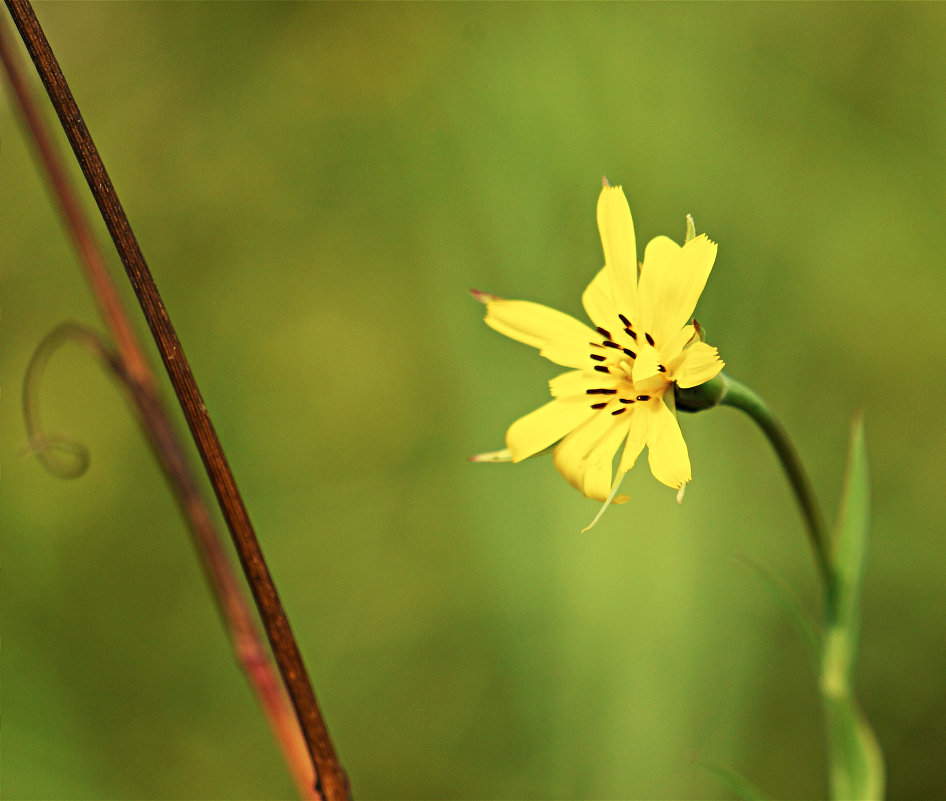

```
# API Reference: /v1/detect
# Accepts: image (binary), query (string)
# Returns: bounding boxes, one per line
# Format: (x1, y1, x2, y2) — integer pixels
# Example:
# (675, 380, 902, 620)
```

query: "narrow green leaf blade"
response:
(832, 413, 870, 651)
(736, 553, 819, 659)
(822, 414, 885, 800)
(699, 760, 773, 801)
(823, 695, 885, 801)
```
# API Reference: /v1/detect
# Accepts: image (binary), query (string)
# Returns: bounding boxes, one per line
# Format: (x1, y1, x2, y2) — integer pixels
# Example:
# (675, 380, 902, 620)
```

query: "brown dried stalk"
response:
(2, 5, 349, 800)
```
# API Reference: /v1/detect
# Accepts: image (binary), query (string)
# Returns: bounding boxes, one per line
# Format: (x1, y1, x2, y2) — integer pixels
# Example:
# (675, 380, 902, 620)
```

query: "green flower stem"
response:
(679, 376, 883, 798)
(710, 376, 883, 799)
(716, 374, 834, 598)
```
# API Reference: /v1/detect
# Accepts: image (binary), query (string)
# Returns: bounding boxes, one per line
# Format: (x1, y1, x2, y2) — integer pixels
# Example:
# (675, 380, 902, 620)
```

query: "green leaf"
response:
(831, 412, 870, 652)
(735, 553, 819, 659)
(699, 759, 773, 801)
(821, 413, 885, 800)
(823, 695, 885, 801)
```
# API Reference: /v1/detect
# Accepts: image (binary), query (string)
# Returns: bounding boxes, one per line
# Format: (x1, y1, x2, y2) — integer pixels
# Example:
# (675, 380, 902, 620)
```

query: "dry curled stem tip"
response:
(23, 321, 122, 479)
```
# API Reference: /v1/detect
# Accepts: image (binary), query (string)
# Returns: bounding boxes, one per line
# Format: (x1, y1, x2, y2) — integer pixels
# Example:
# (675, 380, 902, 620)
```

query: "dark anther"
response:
(620, 398, 635, 404)
(619, 314, 632, 328)
(645, 332, 655, 347)
(591, 401, 609, 410)
(611, 408, 627, 416)
(594, 365, 611, 374)
(623, 348, 637, 359)
(590, 353, 607, 362)
(657, 365, 666, 373)
(603, 341, 621, 349)
(586, 388, 617, 395)
(596, 326, 612, 339)
(627, 329, 638, 341)
(636, 394, 651, 402)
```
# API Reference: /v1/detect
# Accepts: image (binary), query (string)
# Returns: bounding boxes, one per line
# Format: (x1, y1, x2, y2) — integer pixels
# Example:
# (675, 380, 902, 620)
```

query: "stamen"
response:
(603, 341, 621, 349)
(636, 394, 651, 402)
(619, 314, 632, 328)
(623, 348, 637, 359)
(590, 402, 609, 410)
(586, 388, 617, 395)
(645, 332, 655, 346)
(596, 326, 612, 339)
(594, 365, 611, 374)
(590, 354, 606, 362)
(627, 329, 638, 341)
(657, 364, 666, 373)
(611, 408, 626, 416)
(619, 398, 635, 404)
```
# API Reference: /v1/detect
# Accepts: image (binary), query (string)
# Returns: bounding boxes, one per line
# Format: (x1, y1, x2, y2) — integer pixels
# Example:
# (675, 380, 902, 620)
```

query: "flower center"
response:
(585, 316, 670, 415)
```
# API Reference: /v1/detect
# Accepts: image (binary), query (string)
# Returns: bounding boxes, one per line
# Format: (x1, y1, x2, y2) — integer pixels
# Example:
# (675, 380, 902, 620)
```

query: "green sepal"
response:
(675, 373, 729, 413)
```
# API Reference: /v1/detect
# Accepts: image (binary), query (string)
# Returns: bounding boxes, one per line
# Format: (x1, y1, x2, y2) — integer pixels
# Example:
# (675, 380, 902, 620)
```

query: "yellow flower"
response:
(473, 182, 724, 529)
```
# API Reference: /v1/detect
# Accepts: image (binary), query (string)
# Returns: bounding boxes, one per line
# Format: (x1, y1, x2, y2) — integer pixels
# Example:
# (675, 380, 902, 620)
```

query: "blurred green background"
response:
(3, 3, 945, 800)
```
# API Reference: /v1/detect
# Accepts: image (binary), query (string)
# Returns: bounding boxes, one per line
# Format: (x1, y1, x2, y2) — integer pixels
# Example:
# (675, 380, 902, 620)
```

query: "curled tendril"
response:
(23, 322, 122, 479)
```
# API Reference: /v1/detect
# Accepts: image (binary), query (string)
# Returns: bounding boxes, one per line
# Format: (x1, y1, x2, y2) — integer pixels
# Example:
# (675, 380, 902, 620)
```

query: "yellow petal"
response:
(506, 397, 593, 462)
(635, 235, 680, 337)
(553, 410, 628, 501)
(659, 324, 697, 364)
(549, 369, 619, 398)
(645, 399, 692, 489)
(638, 234, 717, 347)
(581, 266, 617, 330)
(617, 405, 647, 473)
(580, 418, 632, 501)
(484, 299, 598, 368)
(596, 186, 639, 321)
(673, 342, 724, 388)
(631, 341, 663, 385)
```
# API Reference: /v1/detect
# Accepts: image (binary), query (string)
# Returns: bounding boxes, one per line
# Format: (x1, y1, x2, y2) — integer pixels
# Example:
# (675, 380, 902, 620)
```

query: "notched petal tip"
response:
(470, 288, 502, 305)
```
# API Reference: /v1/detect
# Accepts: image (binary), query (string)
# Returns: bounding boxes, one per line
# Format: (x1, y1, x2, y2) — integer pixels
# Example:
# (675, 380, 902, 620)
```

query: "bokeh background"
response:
(3, 3, 945, 800)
